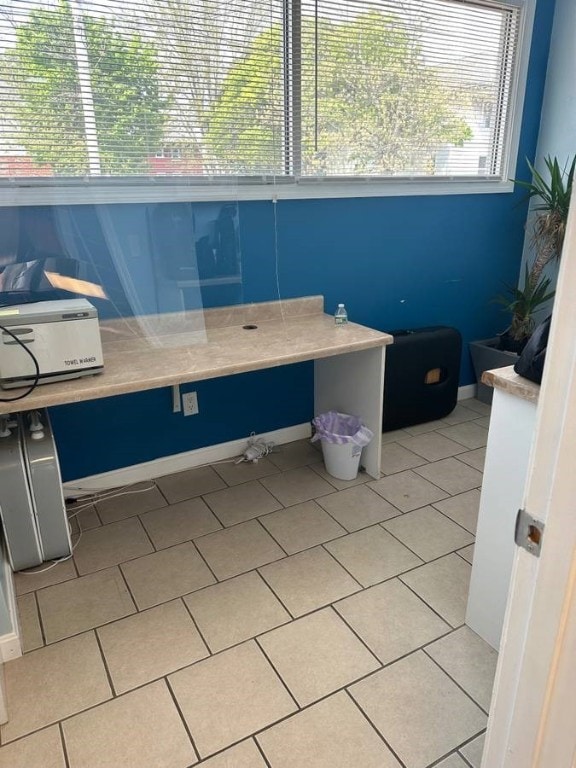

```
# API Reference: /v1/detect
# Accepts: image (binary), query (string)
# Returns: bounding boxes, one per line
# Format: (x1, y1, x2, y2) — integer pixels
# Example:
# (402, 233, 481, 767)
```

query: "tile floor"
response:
(1, 399, 497, 768)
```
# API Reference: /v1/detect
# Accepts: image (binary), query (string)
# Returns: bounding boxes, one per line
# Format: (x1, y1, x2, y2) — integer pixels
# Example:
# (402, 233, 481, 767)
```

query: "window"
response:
(0, 0, 528, 200)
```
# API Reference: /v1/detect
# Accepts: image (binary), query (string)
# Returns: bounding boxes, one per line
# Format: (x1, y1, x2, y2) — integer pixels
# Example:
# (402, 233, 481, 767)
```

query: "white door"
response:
(483, 188, 576, 766)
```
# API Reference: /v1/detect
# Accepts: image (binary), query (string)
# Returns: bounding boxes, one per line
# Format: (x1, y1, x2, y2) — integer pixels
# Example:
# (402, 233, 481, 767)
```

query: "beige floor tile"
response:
(403, 419, 451, 435)
(95, 483, 167, 524)
(213, 457, 280, 487)
(63, 680, 196, 768)
(169, 641, 297, 759)
(335, 579, 450, 665)
(203, 480, 282, 527)
(425, 627, 498, 711)
(382, 507, 474, 562)
(441, 403, 483, 425)
(140, 497, 222, 549)
(260, 500, 346, 554)
(326, 526, 422, 587)
(400, 554, 471, 627)
(17, 593, 43, 653)
(437, 422, 488, 450)
(368, 470, 449, 513)
(156, 465, 226, 504)
(380, 442, 428, 475)
(459, 399, 491, 416)
(381, 428, 411, 444)
(98, 599, 209, 694)
(1, 632, 111, 743)
(184, 572, 290, 652)
(268, 439, 322, 471)
(460, 732, 486, 767)
(260, 466, 334, 507)
(433, 490, 481, 534)
(310, 461, 372, 490)
(414, 458, 483, 496)
(0, 725, 65, 768)
(257, 691, 401, 768)
(473, 415, 491, 429)
(397, 433, 468, 462)
(200, 740, 268, 767)
(350, 651, 486, 768)
(259, 609, 379, 706)
(316, 485, 401, 531)
(15, 558, 77, 596)
(37, 567, 135, 644)
(457, 447, 487, 471)
(195, 520, 285, 580)
(458, 544, 475, 564)
(121, 541, 216, 609)
(67, 504, 101, 533)
(436, 754, 469, 767)
(73, 517, 154, 575)
(259, 546, 360, 617)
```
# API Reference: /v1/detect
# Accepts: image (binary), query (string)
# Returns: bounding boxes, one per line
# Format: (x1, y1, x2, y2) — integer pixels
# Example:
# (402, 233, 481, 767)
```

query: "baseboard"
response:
(64, 422, 312, 495)
(458, 384, 477, 401)
(0, 632, 21, 663)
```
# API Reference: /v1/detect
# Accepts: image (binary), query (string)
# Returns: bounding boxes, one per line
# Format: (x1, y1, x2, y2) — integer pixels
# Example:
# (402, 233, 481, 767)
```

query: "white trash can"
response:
(311, 411, 374, 482)
(321, 440, 363, 481)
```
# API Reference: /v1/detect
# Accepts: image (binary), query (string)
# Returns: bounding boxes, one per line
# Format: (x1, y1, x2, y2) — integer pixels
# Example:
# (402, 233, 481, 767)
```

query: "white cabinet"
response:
(466, 386, 538, 650)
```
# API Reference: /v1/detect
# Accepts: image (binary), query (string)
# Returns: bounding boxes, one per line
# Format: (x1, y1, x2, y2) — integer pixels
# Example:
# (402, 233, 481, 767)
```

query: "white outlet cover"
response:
(182, 391, 199, 416)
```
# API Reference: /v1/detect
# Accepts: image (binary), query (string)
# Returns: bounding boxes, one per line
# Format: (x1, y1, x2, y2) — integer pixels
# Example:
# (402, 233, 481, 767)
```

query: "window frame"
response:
(0, 0, 535, 207)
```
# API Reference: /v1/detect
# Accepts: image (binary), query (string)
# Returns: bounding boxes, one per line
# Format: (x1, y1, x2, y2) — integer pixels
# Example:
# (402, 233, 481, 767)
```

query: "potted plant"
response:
(470, 155, 575, 403)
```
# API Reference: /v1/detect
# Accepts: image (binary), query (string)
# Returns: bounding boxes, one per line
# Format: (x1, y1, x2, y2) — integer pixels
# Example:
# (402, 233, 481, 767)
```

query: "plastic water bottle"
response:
(334, 303, 348, 326)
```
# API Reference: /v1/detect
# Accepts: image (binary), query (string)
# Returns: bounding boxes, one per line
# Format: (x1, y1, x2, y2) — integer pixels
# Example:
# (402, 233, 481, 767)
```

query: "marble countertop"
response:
(0, 296, 393, 414)
(482, 365, 540, 404)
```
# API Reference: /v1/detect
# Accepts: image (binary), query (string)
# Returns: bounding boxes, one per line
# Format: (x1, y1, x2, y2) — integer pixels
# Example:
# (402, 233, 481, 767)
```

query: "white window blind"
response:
(0, 0, 522, 187)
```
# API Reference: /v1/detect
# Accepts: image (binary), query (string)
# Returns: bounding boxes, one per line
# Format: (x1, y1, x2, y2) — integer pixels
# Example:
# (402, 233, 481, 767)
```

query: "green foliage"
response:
(494, 264, 555, 343)
(3, 0, 169, 175)
(206, 11, 472, 175)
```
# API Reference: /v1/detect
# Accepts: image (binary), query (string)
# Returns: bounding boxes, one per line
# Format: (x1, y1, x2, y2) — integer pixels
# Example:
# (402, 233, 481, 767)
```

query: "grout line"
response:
(431, 501, 479, 537)
(153, 480, 170, 506)
(179, 596, 212, 657)
(32, 590, 47, 649)
(165, 677, 201, 764)
(253, 516, 290, 557)
(253, 736, 273, 768)
(325, 604, 382, 668)
(422, 649, 491, 717)
(93, 629, 118, 698)
(116, 562, 141, 614)
(319, 543, 365, 589)
(188, 538, 220, 583)
(343, 688, 409, 768)
(58, 722, 71, 768)
(256, 568, 298, 620)
(137, 514, 158, 553)
(253, 637, 301, 711)
(396, 577, 458, 628)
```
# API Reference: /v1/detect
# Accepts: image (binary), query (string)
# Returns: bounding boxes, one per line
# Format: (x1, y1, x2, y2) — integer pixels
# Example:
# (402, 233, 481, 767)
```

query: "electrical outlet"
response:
(182, 391, 199, 416)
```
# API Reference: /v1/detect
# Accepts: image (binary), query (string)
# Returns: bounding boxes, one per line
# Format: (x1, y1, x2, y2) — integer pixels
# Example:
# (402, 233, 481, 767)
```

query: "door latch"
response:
(515, 509, 545, 557)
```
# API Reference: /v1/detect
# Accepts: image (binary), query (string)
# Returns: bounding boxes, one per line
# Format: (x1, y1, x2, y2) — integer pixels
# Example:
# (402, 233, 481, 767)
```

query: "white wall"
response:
(520, 0, 576, 292)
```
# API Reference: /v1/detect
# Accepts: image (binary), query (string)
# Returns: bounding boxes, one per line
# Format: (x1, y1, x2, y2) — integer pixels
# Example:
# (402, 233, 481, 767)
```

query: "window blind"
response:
(0, 0, 522, 184)
(299, 0, 520, 179)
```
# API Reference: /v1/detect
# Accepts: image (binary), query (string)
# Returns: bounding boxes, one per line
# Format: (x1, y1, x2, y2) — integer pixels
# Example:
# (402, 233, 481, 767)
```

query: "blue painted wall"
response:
(12, 0, 559, 479)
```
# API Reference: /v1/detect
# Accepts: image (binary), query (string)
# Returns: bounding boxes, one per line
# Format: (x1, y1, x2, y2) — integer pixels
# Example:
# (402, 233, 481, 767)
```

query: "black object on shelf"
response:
(382, 326, 462, 432)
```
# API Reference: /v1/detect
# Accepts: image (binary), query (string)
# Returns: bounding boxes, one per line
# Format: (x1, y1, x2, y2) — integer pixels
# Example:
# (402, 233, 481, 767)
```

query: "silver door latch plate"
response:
(515, 508, 545, 557)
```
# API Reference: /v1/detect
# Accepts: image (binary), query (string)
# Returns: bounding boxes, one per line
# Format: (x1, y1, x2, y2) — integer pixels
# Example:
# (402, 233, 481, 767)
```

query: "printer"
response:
(0, 298, 104, 389)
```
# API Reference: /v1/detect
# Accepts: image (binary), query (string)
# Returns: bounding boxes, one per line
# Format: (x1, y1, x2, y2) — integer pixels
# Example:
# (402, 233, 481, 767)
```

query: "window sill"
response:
(0, 178, 514, 207)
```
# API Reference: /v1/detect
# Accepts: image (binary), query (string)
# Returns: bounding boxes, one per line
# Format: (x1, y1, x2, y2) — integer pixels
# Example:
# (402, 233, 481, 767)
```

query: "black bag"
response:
(514, 316, 551, 384)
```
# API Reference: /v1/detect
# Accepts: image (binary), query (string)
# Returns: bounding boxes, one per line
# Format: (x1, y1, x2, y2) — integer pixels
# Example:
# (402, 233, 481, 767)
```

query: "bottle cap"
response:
(338, 303, 344, 307)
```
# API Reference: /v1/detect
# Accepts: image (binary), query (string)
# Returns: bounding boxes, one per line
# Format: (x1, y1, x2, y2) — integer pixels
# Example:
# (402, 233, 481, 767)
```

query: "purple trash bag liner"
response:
(311, 411, 374, 446)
